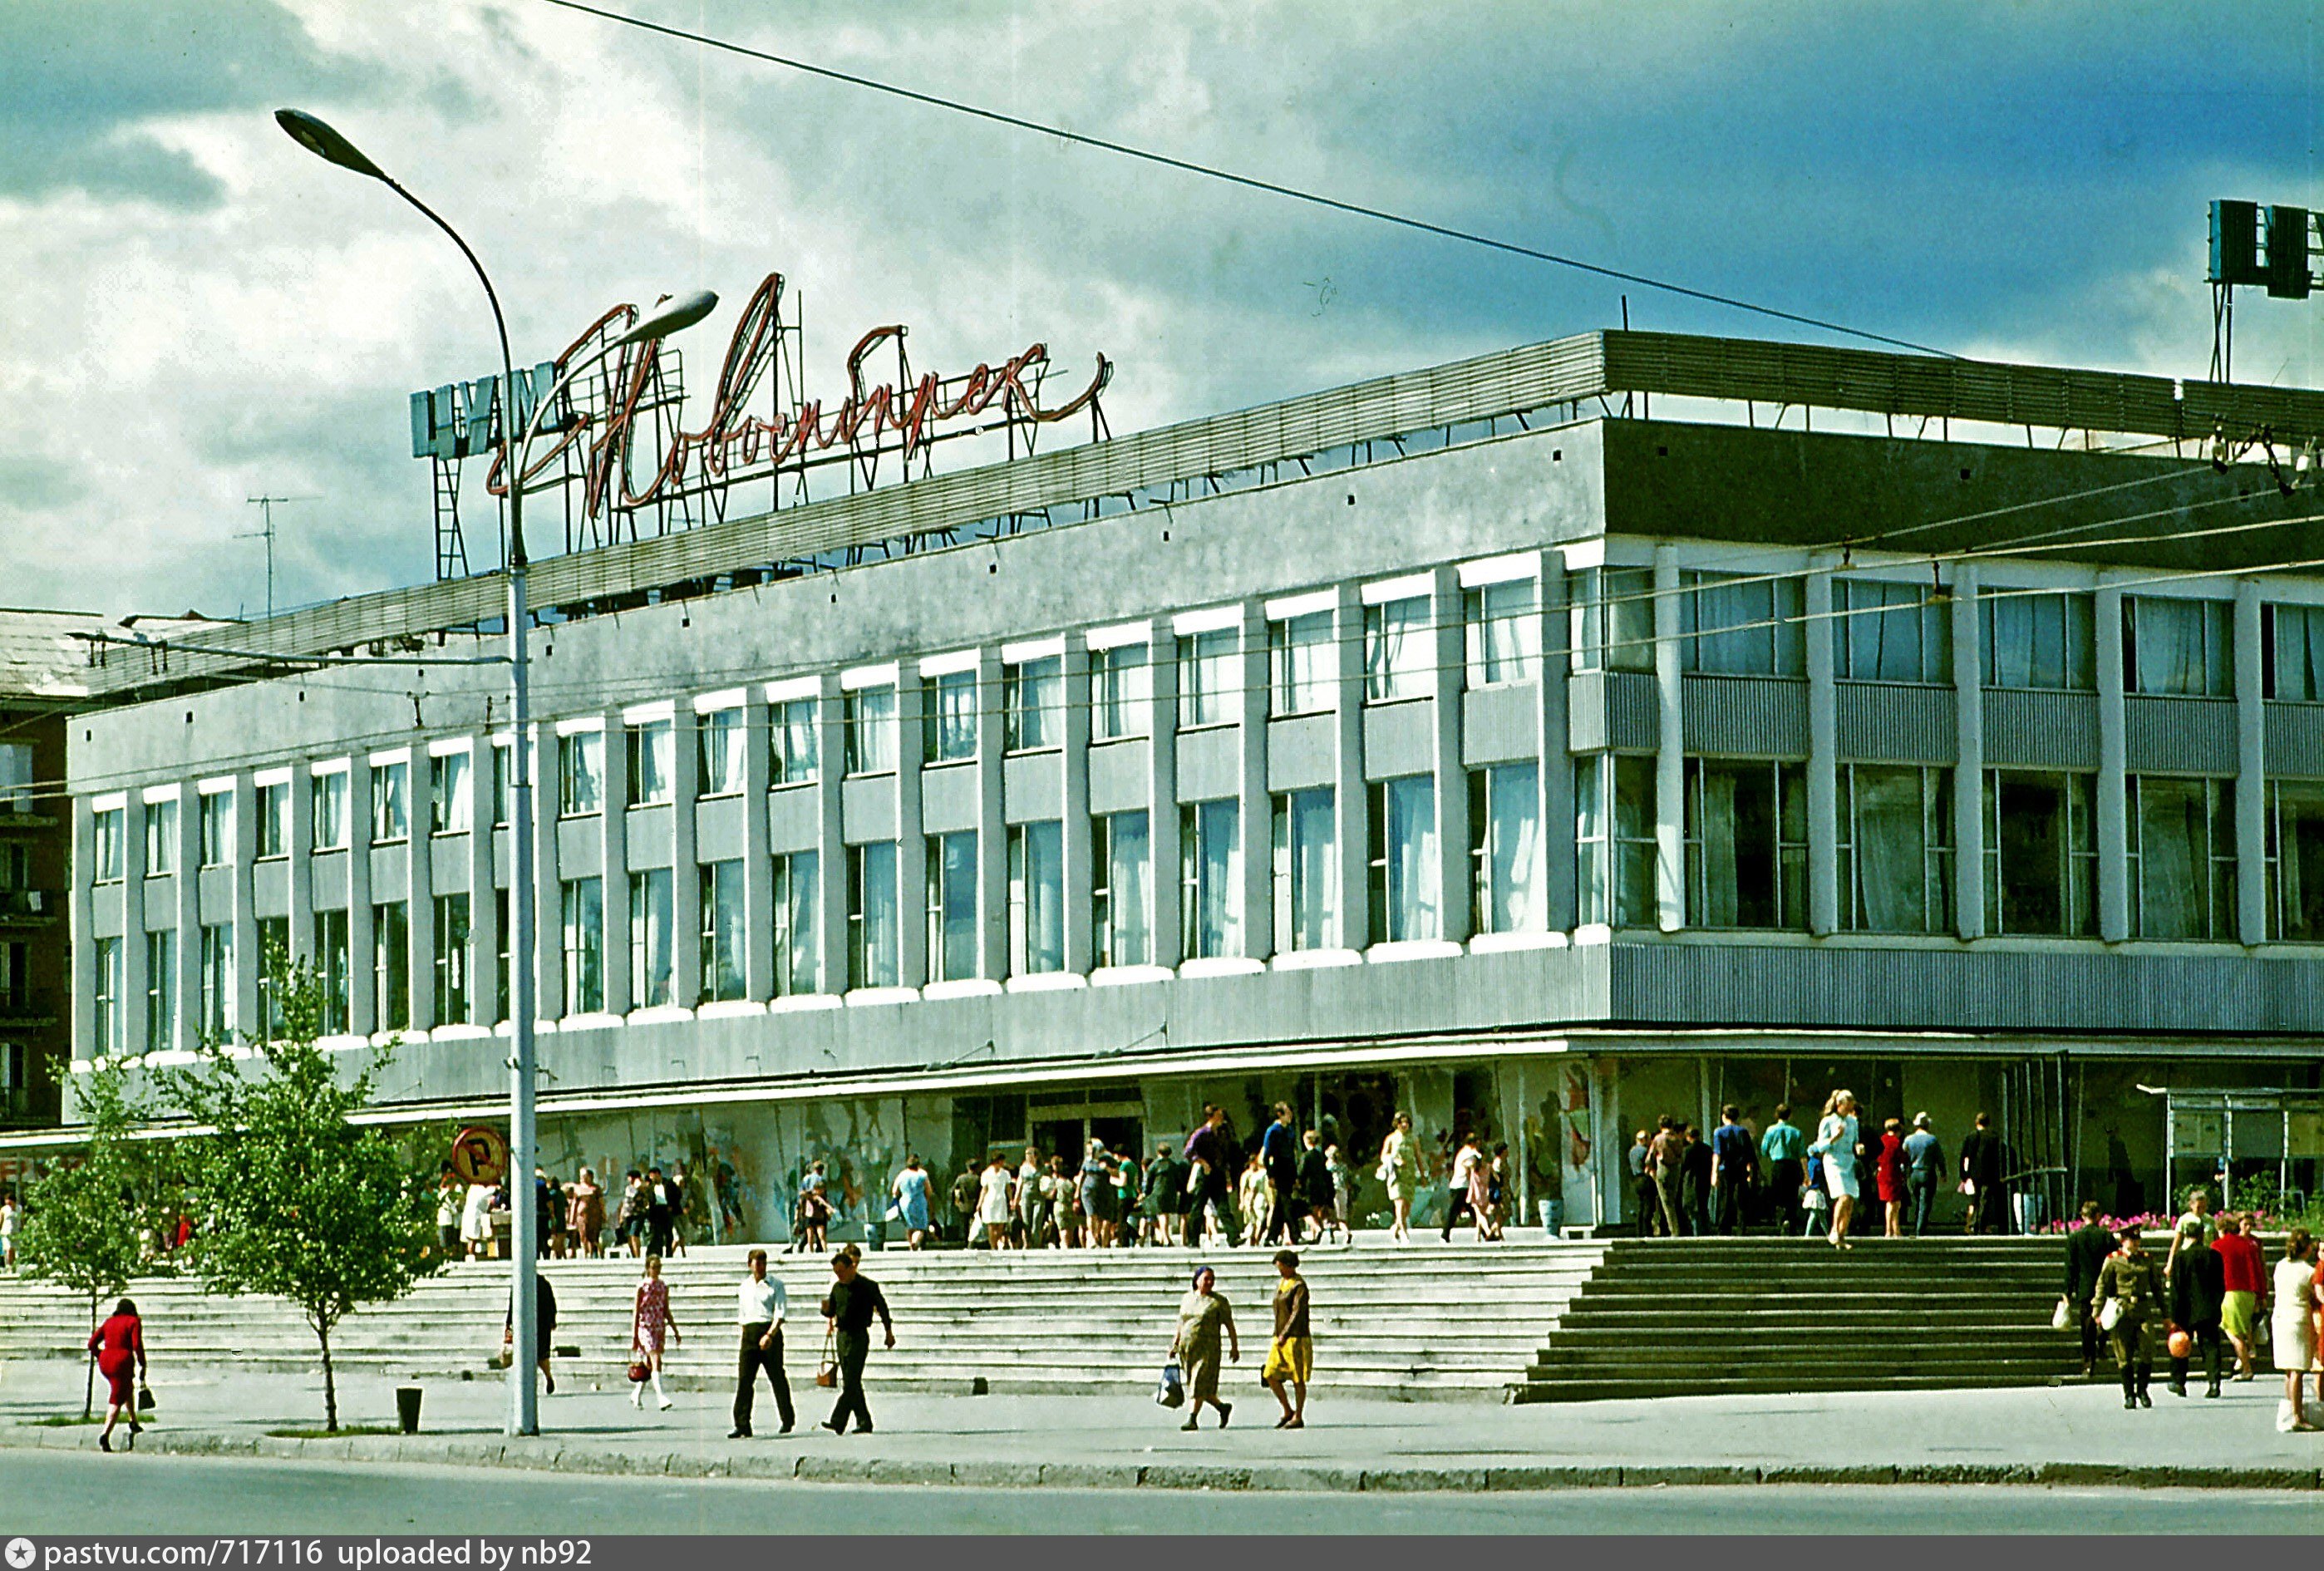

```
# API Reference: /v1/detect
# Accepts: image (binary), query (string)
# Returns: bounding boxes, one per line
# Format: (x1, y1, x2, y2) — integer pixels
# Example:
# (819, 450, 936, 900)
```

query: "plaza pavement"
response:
(3, 1357, 2323, 1492)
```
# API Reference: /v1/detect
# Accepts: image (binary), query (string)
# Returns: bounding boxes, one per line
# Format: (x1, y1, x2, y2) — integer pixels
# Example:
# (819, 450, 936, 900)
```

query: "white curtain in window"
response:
(631, 869, 673, 1007)
(1690, 578, 1771, 674)
(1197, 800, 1241, 956)
(2135, 779, 2204, 938)
(778, 852, 820, 993)
(775, 704, 819, 782)
(1366, 598, 1428, 700)
(1385, 775, 1439, 940)
(2132, 599, 2206, 696)
(1012, 659, 1062, 750)
(1289, 790, 1337, 948)
(1107, 813, 1151, 965)
(702, 713, 746, 795)
(1853, 767, 1928, 931)
(1018, 821, 1064, 973)
(857, 842, 899, 987)
(1696, 769, 1743, 926)
(2277, 783, 2324, 938)
(1096, 648, 1150, 740)
(935, 834, 977, 981)
(1489, 763, 1544, 932)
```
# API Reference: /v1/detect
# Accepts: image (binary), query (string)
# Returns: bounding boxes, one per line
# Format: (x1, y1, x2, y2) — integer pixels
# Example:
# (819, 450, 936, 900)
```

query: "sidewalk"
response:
(3, 1358, 2320, 1492)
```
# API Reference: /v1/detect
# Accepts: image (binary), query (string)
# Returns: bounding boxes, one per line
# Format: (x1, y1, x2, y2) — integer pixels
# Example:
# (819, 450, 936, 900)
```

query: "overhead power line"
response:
(538, 0, 1962, 361)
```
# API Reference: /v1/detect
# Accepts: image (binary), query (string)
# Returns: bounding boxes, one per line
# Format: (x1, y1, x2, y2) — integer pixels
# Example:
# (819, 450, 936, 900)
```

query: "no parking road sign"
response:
(449, 1125, 510, 1186)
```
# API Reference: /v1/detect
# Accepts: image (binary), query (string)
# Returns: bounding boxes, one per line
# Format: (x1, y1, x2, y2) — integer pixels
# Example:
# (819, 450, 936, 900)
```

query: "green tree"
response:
(17, 1053, 169, 1418)
(160, 958, 443, 1431)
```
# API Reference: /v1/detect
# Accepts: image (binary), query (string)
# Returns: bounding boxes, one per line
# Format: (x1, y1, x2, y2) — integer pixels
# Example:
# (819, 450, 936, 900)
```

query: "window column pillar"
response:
(1537, 552, 1575, 931)
(1149, 634, 1183, 969)
(1951, 565, 1986, 938)
(1431, 568, 1471, 944)
(1652, 546, 1686, 932)
(1238, 598, 1272, 959)
(815, 677, 848, 995)
(2236, 579, 2267, 945)
(671, 712, 700, 1007)
(976, 650, 1007, 982)
(1805, 557, 1839, 936)
(897, 669, 928, 989)
(602, 709, 633, 1018)
(744, 700, 775, 1000)
(1332, 583, 1370, 950)
(1061, 638, 1096, 976)
(2095, 579, 2130, 942)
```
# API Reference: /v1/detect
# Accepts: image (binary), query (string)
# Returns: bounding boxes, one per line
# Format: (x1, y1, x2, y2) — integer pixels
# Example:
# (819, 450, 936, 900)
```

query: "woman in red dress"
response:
(86, 1298, 147, 1452)
(1876, 1118, 1907, 1238)
(628, 1253, 681, 1414)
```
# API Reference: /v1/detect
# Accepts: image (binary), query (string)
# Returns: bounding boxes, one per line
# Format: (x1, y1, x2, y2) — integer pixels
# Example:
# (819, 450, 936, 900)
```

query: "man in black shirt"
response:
(1182, 1106, 1241, 1248)
(644, 1165, 676, 1257)
(818, 1249, 894, 1435)
(1961, 1113, 2006, 1235)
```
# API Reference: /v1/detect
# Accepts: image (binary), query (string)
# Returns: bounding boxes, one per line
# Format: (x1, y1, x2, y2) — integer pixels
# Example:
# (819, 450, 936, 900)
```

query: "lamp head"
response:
(275, 109, 387, 182)
(614, 290, 719, 347)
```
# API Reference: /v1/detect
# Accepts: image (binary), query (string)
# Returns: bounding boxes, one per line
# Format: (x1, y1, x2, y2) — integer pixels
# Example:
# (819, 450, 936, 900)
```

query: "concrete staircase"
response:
(0, 1238, 1608, 1404)
(1513, 1235, 2082, 1403)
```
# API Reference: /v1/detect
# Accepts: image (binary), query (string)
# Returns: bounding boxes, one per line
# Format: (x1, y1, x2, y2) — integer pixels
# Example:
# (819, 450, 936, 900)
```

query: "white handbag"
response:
(2051, 1295, 2073, 1332)
(2097, 1297, 2125, 1332)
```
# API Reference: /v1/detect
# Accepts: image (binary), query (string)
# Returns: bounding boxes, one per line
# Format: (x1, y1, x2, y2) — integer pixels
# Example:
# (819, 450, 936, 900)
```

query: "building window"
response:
(0, 743, 30, 813)
(1576, 756, 1660, 928)
(846, 842, 899, 989)
(432, 894, 470, 1026)
(844, 686, 898, 776)
(429, 752, 471, 835)
(372, 901, 408, 1031)
(1179, 799, 1242, 959)
(1837, 765, 1953, 933)
(144, 799, 179, 876)
(144, 930, 176, 1051)
(560, 877, 603, 1015)
(1007, 820, 1065, 976)
(93, 807, 124, 882)
(2267, 781, 2324, 939)
(627, 869, 673, 1010)
(256, 784, 289, 858)
(697, 709, 746, 798)
(1470, 762, 1544, 935)
(1093, 810, 1151, 968)
(1367, 776, 1440, 942)
(199, 923, 234, 1042)
(627, 719, 675, 805)
(313, 909, 350, 1035)
(924, 670, 977, 764)
(2129, 776, 2236, 940)
(1682, 573, 1806, 677)
(1982, 771, 2098, 936)
(1004, 656, 1064, 752)
(1269, 613, 1334, 717)
(924, 832, 978, 982)
(1092, 644, 1150, 741)
(1465, 579, 1542, 687)
(1570, 566, 1656, 673)
(771, 699, 821, 786)
(0, 844, 22, 893)
(93, 937, 121, 1054)
(559, 731, 604, 817)
(1684, 758, 1808, 928)
(699, 860, 746, 1002)
(1979, 590, 2096, 691)
(492, 889, 510, 1025)
(2265, 604, 2324, 701)
(1833, 579, 1950, 684)
(1176, 628, 1236, 729)
(1270, 789, 1337, 952)
(1364, 597, 1430, 702)
(369, 761, 408, 845)
(773, 851, 820, 997)
(255, 917, 288, 1040)
(2125, 598, 2233, 698)
(311, 770, 349, 851)
(491, 742, 514, 826)
(199, 790, 234, 867)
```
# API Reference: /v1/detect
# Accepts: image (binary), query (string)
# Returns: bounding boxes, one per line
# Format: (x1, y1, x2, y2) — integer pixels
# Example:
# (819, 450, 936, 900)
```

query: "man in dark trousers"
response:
(730, 1248, 793, 1438)
(2062, 1199, 2114, 1378)
(1680, 1123, 1713, 1236)
(504, 1270, 559, 1395)
(1627, 1130, 1657, 1238)
(1960, 1113, 2006, 1234)
(1182, 1106, 1241, 1247)
(819, 1248, 894, 1435)
(949, 1159, 982, 1247)
(644, 1165, 677, 1257)
(1261, 1103, 1302, 1246)
(1707, 1105, 1755, 1234)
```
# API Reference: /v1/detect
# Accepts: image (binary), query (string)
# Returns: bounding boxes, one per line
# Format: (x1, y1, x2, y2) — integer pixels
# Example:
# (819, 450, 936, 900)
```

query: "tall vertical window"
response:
(199, 790, 234, 867)
(1270, 789, 1337, 951)
(369, 761, 408, 844)
(1465, 579, 1542, 687)
(312, 909, 350, 1034)
(560, 877, 603, 1015)
(2124, 598, 2234, 698)
(255, 783, 289, 858)
(559, 731, 604, 816)
(492, 889, 510, 1025)
(698, 860, 746, 1002)
(1682, 573, 1806, 676)
(432, 894, 470, 1025)
(846, 842, 899, 989)
(491, 742, 514, 826)
(1367, 776, 1440, 942)
(93, 807, 124, 881)
(1269, 613, 1334, 716)
(844, 686, 897, 775)
(1576, 756, 1659, 928)
(429, 752, 471, 835)
(0, 742, 30, 813)
(771, 699, 821, 786)
(255, 917, 288, 1040)
(1982, 771, 2099, 936)
(1836, 765, 1953, 933)
(372, 900, 409, 1031)
(2129, 776, 2236, 940)
(1470, 762, 1544, 935)
(1684, 758, 1808, 929)
(1570, 566, 1656, 673)
(144, 799, 179, 876)
(2265, 604, 2324, 702)
(924, 670, 977, 764)
(199, 923, 234, 1042)
(93, 937, 121, 1054)
(1007, 820, 1065, 976)
(144, 930, 176, 1051)
(628, 869, 673, 1009)
(1091, 643, 1151, 741)
(2267, 781, 2324, 940)
(627, 719, 675, 805)
(311, 770, 349, 851)
(1179, 799, 1243, 959)
(1364, 597, 1430, 702)
(773, 851, 820, 996)
(697, 709, 746, 797)
(924, 833, 978, 982)
(1979, 590, 2096, 691)
(1833, 579, 1951, 683)
(1093, 811, 1151, 968)
(1004, 656, 1063, 751)
(1176, 629, 1236, 729)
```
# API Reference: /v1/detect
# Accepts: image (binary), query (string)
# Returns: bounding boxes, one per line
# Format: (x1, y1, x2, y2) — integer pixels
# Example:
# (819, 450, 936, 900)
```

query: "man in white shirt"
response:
(1440, 1134, 1483, 1242)
(730, 1248, 793, 1437)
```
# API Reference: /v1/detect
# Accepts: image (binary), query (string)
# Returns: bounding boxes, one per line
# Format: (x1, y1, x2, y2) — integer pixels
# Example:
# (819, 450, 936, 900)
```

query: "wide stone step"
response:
(1512, 1370, 2070, 1403)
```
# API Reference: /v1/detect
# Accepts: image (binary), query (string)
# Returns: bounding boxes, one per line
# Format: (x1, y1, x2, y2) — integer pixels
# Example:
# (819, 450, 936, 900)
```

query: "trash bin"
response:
(864, 1214, 886, 1252)
(1538, 1199, 1563, 1235)
(396, 1386, 423, 1435)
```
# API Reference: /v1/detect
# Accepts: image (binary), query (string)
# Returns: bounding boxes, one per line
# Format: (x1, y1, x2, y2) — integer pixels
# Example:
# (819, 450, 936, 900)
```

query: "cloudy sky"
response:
(2, 1, 2318, 620)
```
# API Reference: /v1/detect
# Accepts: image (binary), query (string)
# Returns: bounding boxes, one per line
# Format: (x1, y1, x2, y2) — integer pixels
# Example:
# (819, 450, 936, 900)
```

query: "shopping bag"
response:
(2050, 1295, 2073, 1332)
(815, 1327, 839, 1390)
(1155, 1362, 1185, 1409)
(2097, 1297, 2125, 1332)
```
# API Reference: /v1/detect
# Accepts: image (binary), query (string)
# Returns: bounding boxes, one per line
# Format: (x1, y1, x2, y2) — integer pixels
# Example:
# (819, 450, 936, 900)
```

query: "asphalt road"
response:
(4, 1454, 2322, 1534)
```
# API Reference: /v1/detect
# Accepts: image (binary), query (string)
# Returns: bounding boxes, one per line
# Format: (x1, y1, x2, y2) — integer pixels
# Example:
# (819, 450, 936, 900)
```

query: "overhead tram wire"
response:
(537, 0, 1960, 361)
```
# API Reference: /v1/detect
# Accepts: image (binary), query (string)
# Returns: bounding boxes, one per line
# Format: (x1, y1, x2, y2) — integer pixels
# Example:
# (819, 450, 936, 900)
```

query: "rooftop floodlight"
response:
(275, 109, 387, 182)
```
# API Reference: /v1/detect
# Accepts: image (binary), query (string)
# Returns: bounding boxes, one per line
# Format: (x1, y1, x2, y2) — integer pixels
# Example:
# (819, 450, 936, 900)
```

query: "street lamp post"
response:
(274, 108, 712, 1436)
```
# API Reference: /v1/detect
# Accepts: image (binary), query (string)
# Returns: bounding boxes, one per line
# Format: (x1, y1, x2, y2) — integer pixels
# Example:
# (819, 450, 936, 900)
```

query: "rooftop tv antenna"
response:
(240, 495, 318, 619)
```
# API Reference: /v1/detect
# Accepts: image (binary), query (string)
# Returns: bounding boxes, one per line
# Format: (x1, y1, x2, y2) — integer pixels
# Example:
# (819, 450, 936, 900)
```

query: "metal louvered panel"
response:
(1983, 689, 2101, 771)
(1834, 682, 1956, 763)
(2124, 697, 2238, 775)
(1679, 675, 1809, 758)
(2265, 702, 2324, 780)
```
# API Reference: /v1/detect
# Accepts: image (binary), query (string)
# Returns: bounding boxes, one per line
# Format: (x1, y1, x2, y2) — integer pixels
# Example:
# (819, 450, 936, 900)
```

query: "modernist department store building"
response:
(58, 329, 2324, 1237)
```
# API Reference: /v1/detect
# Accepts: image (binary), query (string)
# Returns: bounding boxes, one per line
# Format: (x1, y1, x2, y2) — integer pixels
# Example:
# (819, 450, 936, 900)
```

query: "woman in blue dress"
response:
(891, 1155, 933, 1249)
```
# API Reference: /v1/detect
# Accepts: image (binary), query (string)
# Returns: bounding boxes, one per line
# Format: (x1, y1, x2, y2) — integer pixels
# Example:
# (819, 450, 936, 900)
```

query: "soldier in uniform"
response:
(2091, 1224, 2165, 1410)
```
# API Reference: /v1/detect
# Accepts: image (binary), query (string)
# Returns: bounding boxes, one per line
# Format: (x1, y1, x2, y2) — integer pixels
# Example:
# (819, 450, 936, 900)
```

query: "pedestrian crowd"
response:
(434, 1160, 710, 1263)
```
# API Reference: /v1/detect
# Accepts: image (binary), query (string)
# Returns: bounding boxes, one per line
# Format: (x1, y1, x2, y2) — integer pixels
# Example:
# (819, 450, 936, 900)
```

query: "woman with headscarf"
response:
(1169, 1265, 1239, 1431)
(86, 1298, 147, 1452)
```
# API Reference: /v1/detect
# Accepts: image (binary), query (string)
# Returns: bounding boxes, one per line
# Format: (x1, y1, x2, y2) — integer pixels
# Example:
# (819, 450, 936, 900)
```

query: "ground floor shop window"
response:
(1683, 757, 1806, 929)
